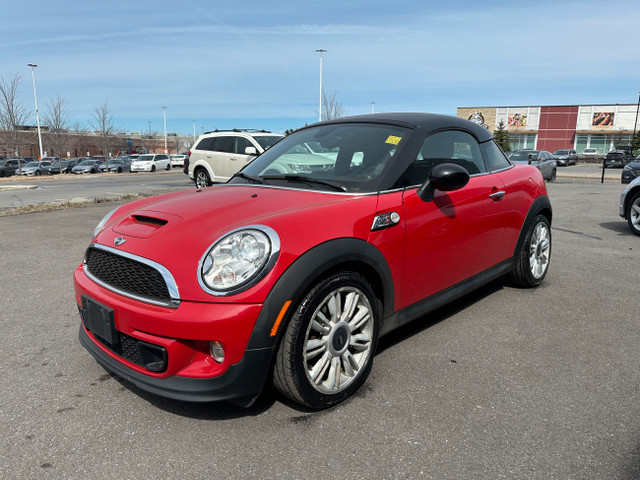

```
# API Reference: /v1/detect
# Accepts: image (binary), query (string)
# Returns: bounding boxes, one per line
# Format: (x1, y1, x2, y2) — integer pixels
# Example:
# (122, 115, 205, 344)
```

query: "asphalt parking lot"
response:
(1, 182, 639, 479)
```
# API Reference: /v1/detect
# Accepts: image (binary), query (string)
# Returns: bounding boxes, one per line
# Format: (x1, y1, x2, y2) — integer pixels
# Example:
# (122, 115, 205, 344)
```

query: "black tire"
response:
(166, 163, 171, 171)
(151, 165, 156, 172)
(117, 167, 122, 173)
(626, 191, 640, 236)
(0, 171, 5, 177)
(549, 169, 556, 182)
(511, 214, 551, 287)
(35, 170, 41, 176)
(195, 168, 212, 188)
(274, 272, 381, 409)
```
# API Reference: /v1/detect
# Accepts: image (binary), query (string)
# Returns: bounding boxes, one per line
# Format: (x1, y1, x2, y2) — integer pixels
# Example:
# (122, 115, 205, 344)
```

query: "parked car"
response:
(583, 148, 598, 156)
(74, 112, 552, 409)
(169, 154, 188, 168)
(620, 176, 640, 235)
(604, 150, 631, 168)
(47, 158, 69, 174)
(64, 158, 84, 173)
(509, 150, 557, 181)
(130, 153, 171, 172)
(186, 129, 284, 187)
(16, 161, 53, 176)
(72, 159, 105, 174)
(621, 156, 640, 184)
(0, 158, 22, 177)
(106, 158, 131, 173)
(552, 149, 577, 166)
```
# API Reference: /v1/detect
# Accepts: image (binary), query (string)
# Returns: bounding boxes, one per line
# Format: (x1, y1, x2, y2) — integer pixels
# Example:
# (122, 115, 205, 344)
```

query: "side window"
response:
(235, 137, 253, 155)
(480, 140, 511, 171)
(213, 137, 234, 153)
(195, 137, 215, 151)
(403, 130, 485, 186)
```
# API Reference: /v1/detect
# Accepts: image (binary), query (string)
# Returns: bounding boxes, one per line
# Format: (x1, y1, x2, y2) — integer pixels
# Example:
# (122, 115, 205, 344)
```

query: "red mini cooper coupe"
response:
(75, 113, 552, 409)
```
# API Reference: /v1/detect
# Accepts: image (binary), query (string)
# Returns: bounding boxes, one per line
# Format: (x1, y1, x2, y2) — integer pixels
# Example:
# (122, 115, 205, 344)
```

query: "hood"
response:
(94, 184, 377, 302)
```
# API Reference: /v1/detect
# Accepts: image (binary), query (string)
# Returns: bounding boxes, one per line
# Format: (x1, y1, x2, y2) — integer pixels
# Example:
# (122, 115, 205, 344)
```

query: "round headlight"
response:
(199, 226, 279, 295)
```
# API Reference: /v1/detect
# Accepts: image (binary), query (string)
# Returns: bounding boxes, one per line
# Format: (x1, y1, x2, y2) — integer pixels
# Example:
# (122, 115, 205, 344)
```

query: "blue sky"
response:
(3, 0, 640, 136)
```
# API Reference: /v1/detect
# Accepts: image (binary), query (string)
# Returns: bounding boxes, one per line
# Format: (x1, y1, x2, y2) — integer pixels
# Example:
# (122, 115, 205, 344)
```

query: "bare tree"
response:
(90, 97, 116, 156)
(0, 74, 31, 157)
(319, 91, 345, 121)
(43, 94, 71, 157)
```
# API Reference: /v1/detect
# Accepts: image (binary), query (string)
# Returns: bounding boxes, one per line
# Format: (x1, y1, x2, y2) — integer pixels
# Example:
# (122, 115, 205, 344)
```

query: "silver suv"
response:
(186, 129, 283, 187)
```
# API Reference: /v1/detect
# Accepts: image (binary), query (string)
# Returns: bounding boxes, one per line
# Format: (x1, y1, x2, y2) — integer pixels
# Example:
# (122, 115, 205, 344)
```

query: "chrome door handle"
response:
(489, 190, 505, 200)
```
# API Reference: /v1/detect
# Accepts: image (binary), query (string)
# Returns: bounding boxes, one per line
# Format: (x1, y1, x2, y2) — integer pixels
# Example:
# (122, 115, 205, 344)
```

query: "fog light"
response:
(209, 341, 225, 363)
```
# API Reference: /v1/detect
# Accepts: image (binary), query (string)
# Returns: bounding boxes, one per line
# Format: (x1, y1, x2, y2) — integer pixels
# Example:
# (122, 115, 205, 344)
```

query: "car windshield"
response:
(137, 155, 154, 161)
(554, 150, 569, 155)
(238, 123, 409, 193)
(253, 135, 283, 150)
(24, 162, 39, 167)
(510, 151, 539, 161)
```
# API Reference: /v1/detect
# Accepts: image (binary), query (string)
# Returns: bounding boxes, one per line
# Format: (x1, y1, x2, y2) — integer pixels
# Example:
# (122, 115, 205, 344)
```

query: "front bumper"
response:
(131, 165, 152, 172)
(74, 266, 273, 403)
(78, 326, 274, 402)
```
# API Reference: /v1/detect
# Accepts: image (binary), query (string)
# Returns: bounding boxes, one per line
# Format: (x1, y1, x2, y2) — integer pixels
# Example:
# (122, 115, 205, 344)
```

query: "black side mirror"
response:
(528, 153, 533, 164)
(417, 163, 470, 202)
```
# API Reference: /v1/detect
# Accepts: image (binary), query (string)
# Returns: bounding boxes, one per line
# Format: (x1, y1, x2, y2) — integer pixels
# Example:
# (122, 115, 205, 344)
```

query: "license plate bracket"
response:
(82, 295, 118, 347)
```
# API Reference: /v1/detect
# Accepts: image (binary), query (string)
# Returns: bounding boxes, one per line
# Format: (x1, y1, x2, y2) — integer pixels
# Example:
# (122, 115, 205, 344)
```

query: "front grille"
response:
(94, 331, 168, 373)
(85, 247, 170, 303)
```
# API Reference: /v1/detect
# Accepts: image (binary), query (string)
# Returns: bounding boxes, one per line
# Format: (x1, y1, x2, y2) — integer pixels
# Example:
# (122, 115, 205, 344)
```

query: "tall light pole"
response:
(27, 64, 44, 160)
(371, 101, 375, 114)
(633, 91, 640, 154)
(162, 106, 167, 154)
(316, 49, 326, 122)
(193, 120, 196, 141)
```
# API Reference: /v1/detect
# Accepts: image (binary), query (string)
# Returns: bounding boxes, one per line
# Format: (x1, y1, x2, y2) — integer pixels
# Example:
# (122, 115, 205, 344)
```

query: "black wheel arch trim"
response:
(246, 237, 395, 351)
(513, 195, 552, 258)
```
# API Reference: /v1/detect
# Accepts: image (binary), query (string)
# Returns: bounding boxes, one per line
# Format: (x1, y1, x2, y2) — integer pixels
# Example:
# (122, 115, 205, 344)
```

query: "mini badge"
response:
(114, 237, 126, 247)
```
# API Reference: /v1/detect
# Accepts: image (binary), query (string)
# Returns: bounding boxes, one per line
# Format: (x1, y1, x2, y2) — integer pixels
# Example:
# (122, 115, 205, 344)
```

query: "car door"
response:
(231, 136, 258, 175)
(400, 130, 506, 307)
(211, 136, 235, 181)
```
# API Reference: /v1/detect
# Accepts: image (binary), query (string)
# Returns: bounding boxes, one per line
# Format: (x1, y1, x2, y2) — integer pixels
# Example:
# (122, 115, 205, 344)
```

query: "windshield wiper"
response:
(262, 174, 346, 192)
(231, 172, 264, 184)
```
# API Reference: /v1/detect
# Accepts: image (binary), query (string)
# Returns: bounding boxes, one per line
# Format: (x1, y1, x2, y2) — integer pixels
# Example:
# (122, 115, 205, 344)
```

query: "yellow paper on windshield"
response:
(385, 135, 402, 145)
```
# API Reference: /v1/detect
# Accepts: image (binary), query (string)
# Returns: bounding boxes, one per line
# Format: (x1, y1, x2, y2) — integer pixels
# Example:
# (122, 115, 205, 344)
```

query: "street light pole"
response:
(633, 91, 640, 154)
(316, 49, 326, 122)
(371, 101, 375, 114)
(162, 106, 167, 154)
(27, 63, 44, 160)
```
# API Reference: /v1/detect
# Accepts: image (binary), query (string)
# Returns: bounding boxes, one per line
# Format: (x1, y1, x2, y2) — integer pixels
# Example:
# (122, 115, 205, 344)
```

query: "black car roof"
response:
(309, 112, 494, 142)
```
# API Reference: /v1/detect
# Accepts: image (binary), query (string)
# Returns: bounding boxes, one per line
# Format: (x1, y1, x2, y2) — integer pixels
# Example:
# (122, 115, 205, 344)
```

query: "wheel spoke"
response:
(341, 292, 358, 322)
(350, 332, 371, 352)
(327, 294, 339, 322)
(326, 357, 341, 390)
(311, 311, 332, 334)
(305, 338, 327, 360)
(349, 306, 370, 331)
(310, 352, 331, 384)
(341, 351, 357, 377)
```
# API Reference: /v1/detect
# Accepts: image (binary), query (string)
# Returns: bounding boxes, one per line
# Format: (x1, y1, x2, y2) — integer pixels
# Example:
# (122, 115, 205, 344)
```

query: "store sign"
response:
(508, 113, 527, 127)
(592, 112, 614, 128)
(467, 111, 489, 129)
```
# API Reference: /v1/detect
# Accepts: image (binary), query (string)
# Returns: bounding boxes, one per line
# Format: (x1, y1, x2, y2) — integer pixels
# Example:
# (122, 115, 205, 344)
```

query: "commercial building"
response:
(457, 104, 639, 154)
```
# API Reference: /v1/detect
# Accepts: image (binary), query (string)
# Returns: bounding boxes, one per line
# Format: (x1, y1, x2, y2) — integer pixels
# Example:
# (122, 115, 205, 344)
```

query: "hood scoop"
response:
(132, 215, 168, 226)
(112, 210, 182, 239)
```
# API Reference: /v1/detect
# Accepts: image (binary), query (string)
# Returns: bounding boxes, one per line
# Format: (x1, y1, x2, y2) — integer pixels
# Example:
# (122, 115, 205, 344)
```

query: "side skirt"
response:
(380, 258, 514, 336)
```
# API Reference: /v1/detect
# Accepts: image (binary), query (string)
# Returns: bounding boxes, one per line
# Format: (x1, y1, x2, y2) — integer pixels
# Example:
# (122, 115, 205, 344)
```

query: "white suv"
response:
(186, 129, 284, 187)
(131, 153, 171, 172)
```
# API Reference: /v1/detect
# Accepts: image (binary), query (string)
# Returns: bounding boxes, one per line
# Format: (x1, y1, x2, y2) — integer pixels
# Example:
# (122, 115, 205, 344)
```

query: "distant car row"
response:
(0, 153, 187, 177)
